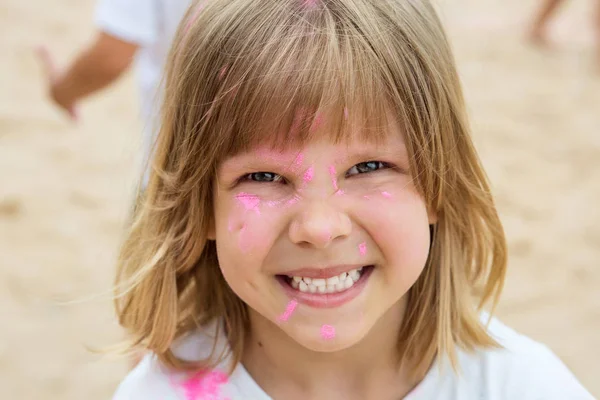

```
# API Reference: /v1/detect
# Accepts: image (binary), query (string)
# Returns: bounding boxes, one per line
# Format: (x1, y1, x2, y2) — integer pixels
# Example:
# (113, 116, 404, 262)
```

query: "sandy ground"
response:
(0, 0, 598, 398)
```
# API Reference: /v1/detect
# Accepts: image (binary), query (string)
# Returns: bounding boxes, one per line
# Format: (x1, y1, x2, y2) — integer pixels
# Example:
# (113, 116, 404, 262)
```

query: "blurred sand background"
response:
(0, 0, 598, 398)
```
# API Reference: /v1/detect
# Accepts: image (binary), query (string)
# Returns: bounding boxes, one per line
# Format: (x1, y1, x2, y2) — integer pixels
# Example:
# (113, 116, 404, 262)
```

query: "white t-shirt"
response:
(95, 0, 192, 184)
(112, 316, 595, 399)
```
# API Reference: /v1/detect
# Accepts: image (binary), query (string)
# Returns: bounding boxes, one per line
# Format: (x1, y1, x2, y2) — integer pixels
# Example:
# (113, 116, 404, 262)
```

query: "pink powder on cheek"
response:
(381, 191, 392, 199)
(358, 242, 367, 256)
(320, 324, 336, 340)
(294, 153, 304, 168)
(328, 165, 339, 191)
(235, 192, 260, 214)
(179, 370, 229, 400)
(278, 299, 298, 322)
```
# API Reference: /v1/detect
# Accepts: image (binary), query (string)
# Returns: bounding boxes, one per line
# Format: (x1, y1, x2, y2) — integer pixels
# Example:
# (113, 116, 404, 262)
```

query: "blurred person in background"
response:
(527, 0, 600, 67)
(38, 0, 192, 188)
(37, 0, 193, 367)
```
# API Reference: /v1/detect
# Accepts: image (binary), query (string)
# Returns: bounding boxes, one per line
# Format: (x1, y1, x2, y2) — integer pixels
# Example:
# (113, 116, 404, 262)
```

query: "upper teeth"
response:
(289, 267, 364, 293)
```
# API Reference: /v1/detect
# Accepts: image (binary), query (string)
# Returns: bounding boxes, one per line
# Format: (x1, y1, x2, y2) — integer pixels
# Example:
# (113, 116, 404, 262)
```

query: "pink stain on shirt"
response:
(179, 370, 229, 400)
(236, 192, 260, 214)
(320, 324, 336, 340)
(381, 191, 392, 199)
(358, 242, 367, 256)
(278, 299, 298, 322)
(328, 165, 339, 191)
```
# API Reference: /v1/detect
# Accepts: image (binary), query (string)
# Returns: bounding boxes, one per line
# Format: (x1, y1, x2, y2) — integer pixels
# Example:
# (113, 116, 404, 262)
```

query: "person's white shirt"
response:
(112, 315, 595, 400)
(95, 0, 192, 186)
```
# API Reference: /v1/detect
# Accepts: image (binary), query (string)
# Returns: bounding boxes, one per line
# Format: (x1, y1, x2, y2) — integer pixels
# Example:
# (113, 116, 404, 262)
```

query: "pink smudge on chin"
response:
(180, 370, 229, 400)
(236, 192, 260, 214)
(303, 166, 314, 184)
(381, 191, 392, 199)
(328, 165, 339, 191)
(358, 242, 367, 256)
(278, 299, 298, 322)
(320, 324, 336, 340)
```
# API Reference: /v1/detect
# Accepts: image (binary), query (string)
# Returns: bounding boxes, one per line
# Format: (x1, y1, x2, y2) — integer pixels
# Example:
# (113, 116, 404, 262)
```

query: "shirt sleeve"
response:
(515, 343, 596, 400)
(94, 0, 158, 45)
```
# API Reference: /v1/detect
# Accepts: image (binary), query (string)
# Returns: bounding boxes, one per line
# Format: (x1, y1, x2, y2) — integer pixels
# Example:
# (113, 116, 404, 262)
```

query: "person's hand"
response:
(36, 46, 79, 121)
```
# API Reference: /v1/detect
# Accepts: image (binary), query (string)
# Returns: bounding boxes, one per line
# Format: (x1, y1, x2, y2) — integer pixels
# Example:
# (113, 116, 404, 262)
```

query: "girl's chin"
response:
(281, 322, 368, 353)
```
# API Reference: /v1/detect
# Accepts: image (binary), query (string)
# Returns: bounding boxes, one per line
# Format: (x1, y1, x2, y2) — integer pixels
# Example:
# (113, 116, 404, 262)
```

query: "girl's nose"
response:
(288, 201, 352, 248)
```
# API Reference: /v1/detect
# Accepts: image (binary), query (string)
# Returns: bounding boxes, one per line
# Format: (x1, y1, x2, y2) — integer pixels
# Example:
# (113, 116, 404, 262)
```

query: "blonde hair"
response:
(116, 0, 507, 380)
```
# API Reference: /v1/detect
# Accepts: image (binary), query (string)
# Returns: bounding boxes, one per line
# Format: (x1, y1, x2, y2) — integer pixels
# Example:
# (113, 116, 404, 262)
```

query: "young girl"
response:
(113, 0, 594, 399)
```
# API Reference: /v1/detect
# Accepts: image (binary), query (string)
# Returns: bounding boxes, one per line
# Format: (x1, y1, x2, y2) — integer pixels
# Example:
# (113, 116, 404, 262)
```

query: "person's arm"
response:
(38, 32, 139, 120)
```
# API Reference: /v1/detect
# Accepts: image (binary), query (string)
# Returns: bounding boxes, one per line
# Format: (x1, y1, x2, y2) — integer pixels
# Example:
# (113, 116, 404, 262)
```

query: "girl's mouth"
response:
(276, 265, 375, 308)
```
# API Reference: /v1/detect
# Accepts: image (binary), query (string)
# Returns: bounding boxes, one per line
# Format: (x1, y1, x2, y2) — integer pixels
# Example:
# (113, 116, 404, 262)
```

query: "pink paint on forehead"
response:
(381, 191, 392, 199)
(328, 165, 339, 191)
(278, 300, 298, 322)
(359, 242, 367, 256)
(179, 370, 229, 400)
(236, 192, 260, 214)
(293, 152, 304, 167)
(320, 324, 336, 340)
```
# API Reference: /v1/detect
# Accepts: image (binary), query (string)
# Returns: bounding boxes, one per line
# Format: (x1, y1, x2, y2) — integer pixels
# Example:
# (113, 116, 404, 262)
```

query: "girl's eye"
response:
(346, 161, 390, 176)
(244, 172, 284, 183)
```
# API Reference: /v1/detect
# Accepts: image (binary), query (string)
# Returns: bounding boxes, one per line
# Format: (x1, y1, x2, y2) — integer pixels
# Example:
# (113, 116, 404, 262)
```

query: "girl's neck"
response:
(241, 299, 419, 400)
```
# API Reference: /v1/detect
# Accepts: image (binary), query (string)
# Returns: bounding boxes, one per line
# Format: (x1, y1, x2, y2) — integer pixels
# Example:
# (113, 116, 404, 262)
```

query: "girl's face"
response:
(212, 122, 435, 352)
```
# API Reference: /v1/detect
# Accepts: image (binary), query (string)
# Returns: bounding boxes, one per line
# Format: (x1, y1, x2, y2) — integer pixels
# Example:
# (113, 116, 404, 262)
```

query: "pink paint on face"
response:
(293, 153, 304, 168)
(238, 223, 253, 253)
(320, 324, 336, 340)
(359, 242, 367, 256)
(328, 165, 339, 191)
(286, 196, 300, 206)
(278, 299, 298, 322)
(303, 166, 314, 184)
(381, 191, 392, 199)
(236, 192, 260, 214)
(179, 370, 229, 400)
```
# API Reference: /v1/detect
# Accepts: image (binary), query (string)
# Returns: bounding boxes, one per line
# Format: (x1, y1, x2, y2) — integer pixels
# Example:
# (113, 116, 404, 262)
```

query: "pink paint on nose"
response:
(303, 166, 314, 184)
(236, 192, 260, 214)
(278, 299, 298, 322)
(179, 370, 229, 400)
(320, 324, 336, 340)
(286, 196, 300, 206)
(381, 191, 392, 199)
(359, 242, 367, 256)
(328, 165, 339, 191)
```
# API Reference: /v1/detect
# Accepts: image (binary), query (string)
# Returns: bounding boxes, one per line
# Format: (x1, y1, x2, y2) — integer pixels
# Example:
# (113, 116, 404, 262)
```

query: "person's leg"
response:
(528, 0, 567, 45)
